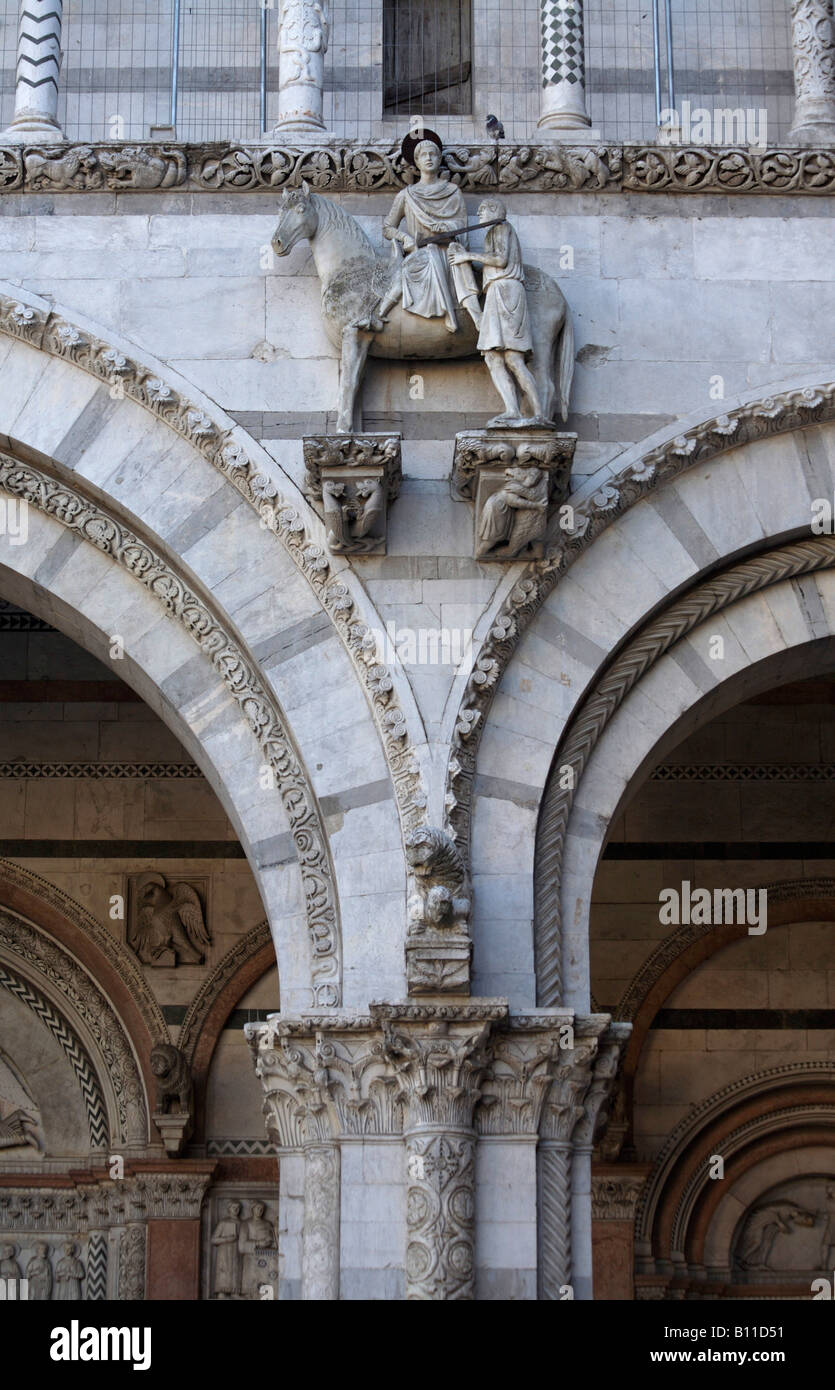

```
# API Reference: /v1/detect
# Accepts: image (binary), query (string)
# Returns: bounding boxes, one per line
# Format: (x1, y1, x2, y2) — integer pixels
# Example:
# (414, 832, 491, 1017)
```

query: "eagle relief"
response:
(127, 872, 211, 967)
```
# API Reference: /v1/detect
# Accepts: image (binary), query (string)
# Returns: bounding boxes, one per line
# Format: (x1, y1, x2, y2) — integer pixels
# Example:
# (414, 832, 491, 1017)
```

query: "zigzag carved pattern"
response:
(86, 1231, 107, 1300)
(534, 535, 835, 1007)
(0, 963, 108, 1149)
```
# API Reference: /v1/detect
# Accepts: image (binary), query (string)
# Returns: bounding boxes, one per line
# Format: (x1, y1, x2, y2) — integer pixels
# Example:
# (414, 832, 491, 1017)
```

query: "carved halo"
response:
(401, 127, 443, 168)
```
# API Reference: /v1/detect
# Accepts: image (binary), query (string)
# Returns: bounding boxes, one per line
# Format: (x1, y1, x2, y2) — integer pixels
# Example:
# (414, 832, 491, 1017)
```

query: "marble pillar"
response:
(2, 0, 65, 144)
(788, 0, 835, 143)
(537, 0, 592, 133)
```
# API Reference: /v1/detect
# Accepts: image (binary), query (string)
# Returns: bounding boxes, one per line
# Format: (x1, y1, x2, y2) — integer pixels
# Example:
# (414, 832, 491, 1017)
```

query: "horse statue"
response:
(271, 181, 575, 434)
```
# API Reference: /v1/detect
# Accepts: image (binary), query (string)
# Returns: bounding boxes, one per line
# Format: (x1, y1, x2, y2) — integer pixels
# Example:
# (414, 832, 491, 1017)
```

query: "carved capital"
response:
(303, 434, 401, 555)
(591, 1171, 648, 1221)
(372, 1002, 507, 1132)
(451, 429, 576, 561)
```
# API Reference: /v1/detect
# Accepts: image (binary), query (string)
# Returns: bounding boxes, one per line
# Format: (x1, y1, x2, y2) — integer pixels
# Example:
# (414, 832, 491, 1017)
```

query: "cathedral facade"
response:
(0, 0, 834, 1301)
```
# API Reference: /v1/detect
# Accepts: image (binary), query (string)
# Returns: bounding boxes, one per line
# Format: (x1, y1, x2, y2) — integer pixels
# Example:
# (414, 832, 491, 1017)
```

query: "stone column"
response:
(591, 1168, 648, 1300)
(273, 0, 330, 136)
(1, 0, 65, 144)
(788, 0, 835, 143)
(247, 1019, 342, 1300)
(535, 1020, 630, 1299)
(537, 0, 592, 133)
(301, 1142, 341, 1300)
(375, 1004, 504, 1300)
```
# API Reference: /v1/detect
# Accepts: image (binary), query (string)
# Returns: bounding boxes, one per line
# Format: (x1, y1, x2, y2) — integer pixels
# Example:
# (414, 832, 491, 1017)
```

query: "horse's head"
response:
(272, 179, 317, 256)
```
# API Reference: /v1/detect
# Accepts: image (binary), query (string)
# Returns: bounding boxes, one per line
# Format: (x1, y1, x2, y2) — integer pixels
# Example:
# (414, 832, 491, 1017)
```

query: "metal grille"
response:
(177, 1, 267, 142)
(671, 0, 794, 145)
(585, 0, 794, 143)
(59, 0, 174, 142)
(0, 0, 799, 145)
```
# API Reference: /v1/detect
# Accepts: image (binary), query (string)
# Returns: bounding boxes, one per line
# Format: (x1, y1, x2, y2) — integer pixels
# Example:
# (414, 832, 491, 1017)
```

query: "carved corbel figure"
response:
(452, 431, 576, 561)
(150, 1043, 194, 1158)
(404, 826, 472, 994)
(303, 435, 402, 555)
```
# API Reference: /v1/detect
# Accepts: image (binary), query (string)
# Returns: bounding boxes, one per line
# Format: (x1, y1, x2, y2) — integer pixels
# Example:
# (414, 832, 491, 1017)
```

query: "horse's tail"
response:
(556, 306, 575, 424)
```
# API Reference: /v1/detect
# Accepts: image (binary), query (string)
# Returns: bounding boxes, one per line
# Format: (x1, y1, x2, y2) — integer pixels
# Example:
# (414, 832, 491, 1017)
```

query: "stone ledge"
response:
(1, 141, 835, 195)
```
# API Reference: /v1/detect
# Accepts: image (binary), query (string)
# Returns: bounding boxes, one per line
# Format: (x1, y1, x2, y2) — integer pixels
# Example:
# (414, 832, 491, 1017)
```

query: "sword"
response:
(415, 216, 505, 248)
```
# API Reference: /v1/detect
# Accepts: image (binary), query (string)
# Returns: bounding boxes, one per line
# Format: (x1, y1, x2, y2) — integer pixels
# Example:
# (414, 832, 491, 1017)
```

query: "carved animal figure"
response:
(150, 1043, 193, 1116)
(132, 872, 210, 965)
(405, 826, 471, 932)
(271, 182, 574, 433)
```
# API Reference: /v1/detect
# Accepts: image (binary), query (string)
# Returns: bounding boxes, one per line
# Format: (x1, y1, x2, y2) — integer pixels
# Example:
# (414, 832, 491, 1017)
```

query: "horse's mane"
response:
(312, 192, 376, 257)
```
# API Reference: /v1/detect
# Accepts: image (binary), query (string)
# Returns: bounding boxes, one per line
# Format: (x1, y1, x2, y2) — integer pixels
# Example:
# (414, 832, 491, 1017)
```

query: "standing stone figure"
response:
(449, 198, 546, 426)
(55, 1241, 85, 1299)
(26, 1242, 53, 1300)
(358, 128, 481, 334)
(239, 1201, 278, 1299)
(211, 1200, 243, 1298)
(0, 1242, 21, 1284)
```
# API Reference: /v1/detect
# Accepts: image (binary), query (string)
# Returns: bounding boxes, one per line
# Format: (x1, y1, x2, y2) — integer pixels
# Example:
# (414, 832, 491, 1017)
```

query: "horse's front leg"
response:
(337, 325, 371, 433)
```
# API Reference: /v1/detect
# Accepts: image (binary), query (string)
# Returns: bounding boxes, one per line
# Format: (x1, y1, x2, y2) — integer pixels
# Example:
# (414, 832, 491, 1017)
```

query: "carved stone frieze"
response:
(452, 430, 576, 561)
(206, 1192, 279, 1300)
(0, 140, 833, 194)
(302, 434, 402, 555)
(23, 144, 186, 190)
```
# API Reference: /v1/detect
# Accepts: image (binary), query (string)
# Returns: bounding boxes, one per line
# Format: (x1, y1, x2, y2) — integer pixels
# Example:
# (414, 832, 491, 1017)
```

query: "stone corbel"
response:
(303, 434, 402, 555)
(404, 826, 473, 995)
(452, 429, 576, 561)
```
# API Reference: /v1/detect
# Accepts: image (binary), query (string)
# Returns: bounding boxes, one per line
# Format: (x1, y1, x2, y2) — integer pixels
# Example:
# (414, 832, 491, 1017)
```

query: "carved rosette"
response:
(303, 434, 402, 556)
(789, 0, 835, 140)
(452, 430, 576, 561)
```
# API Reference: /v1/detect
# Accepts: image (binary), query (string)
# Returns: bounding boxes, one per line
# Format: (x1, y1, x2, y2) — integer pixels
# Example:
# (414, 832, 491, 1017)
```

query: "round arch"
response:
(465, 407, 835, 1007)
(0, 287, 416, 1008)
